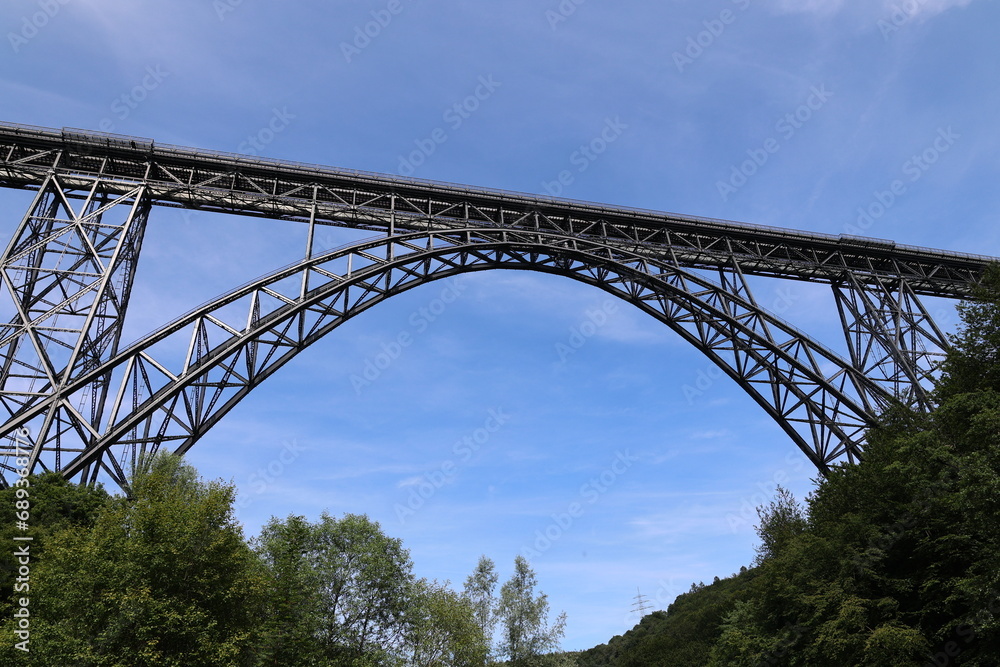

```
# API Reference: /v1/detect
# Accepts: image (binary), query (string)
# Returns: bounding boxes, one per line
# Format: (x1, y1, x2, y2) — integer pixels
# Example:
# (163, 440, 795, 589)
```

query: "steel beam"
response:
(0, 122, 992, 297)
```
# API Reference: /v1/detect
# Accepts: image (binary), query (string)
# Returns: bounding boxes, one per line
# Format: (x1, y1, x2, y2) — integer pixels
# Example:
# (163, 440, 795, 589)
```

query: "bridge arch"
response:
(4, 227, 893, 488)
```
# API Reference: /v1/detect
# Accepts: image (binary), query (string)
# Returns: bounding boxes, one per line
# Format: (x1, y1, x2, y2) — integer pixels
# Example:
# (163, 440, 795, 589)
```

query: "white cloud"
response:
(767, 0, 847, 15)
(397, 475, 425, 489)
(627, 505, 738, 541)
(767, 0, 976, 17)
(691, 430, 731, 440)
(885, 0, 975, 18)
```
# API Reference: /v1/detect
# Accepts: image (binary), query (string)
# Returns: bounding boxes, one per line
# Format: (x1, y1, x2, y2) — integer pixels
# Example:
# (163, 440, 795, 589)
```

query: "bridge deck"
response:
(0, 121, 993, 298)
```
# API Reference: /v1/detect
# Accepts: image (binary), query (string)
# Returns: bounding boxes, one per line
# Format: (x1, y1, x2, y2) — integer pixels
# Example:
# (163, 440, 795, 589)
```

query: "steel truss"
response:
(0, 122, 995, 490)
(833, 275, 950, 411)
(1, 173, 148, 484)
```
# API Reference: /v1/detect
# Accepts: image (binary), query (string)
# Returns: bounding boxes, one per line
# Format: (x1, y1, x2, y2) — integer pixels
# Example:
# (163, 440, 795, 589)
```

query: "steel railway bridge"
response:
(0, 122, 995, 491)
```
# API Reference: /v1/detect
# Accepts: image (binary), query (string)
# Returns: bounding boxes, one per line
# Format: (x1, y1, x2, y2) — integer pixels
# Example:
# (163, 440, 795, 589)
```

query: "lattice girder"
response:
(833, 274, 949, 411)
(0, 173, 149, 478)
(0, 228, 899, 489)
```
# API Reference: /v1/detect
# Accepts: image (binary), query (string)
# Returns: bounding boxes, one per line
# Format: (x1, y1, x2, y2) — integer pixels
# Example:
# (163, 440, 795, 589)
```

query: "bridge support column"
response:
(0, 173, 149, 486)
(833, 276, 948, 411)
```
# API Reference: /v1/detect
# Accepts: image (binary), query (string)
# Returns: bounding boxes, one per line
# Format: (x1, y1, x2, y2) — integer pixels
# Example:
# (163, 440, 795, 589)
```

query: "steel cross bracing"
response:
(0, 122, 995, 490)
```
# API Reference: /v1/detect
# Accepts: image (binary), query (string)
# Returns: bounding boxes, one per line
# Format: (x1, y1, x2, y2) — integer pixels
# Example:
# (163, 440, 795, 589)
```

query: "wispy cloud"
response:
(887, 0, 976, 18)
(768, 0, 848, 16)
(767, 0, 976, 18)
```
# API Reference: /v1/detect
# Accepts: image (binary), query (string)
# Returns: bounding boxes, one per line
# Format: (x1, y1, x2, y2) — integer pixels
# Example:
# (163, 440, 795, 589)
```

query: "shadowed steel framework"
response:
(0, 122, 994, 491)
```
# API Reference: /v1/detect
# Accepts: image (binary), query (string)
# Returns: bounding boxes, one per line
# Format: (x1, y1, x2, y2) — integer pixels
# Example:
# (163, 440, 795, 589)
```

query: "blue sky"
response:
(2, 0, 999, 651)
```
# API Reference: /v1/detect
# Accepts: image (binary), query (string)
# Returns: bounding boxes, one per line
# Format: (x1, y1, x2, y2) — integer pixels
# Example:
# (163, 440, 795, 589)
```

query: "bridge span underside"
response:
(0, 122, 995, 491)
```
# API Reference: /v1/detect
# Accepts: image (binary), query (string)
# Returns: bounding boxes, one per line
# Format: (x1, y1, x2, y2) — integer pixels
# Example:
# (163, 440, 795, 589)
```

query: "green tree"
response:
(497, 556, 566, 666)
(708, 599, 778, 666)
(0, 471, 110, 611)
(753, 485, 807, 565)
(573, 571, 755, 667)
(254, 514, 326, 666)
(462, 555, 499, 661)
(936, 263, 1000, 397)
(0, 453, 269, 666)
(405, 578, 488, 666)
(312, 512, 413, 663)
(256, 511, 414, 665)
